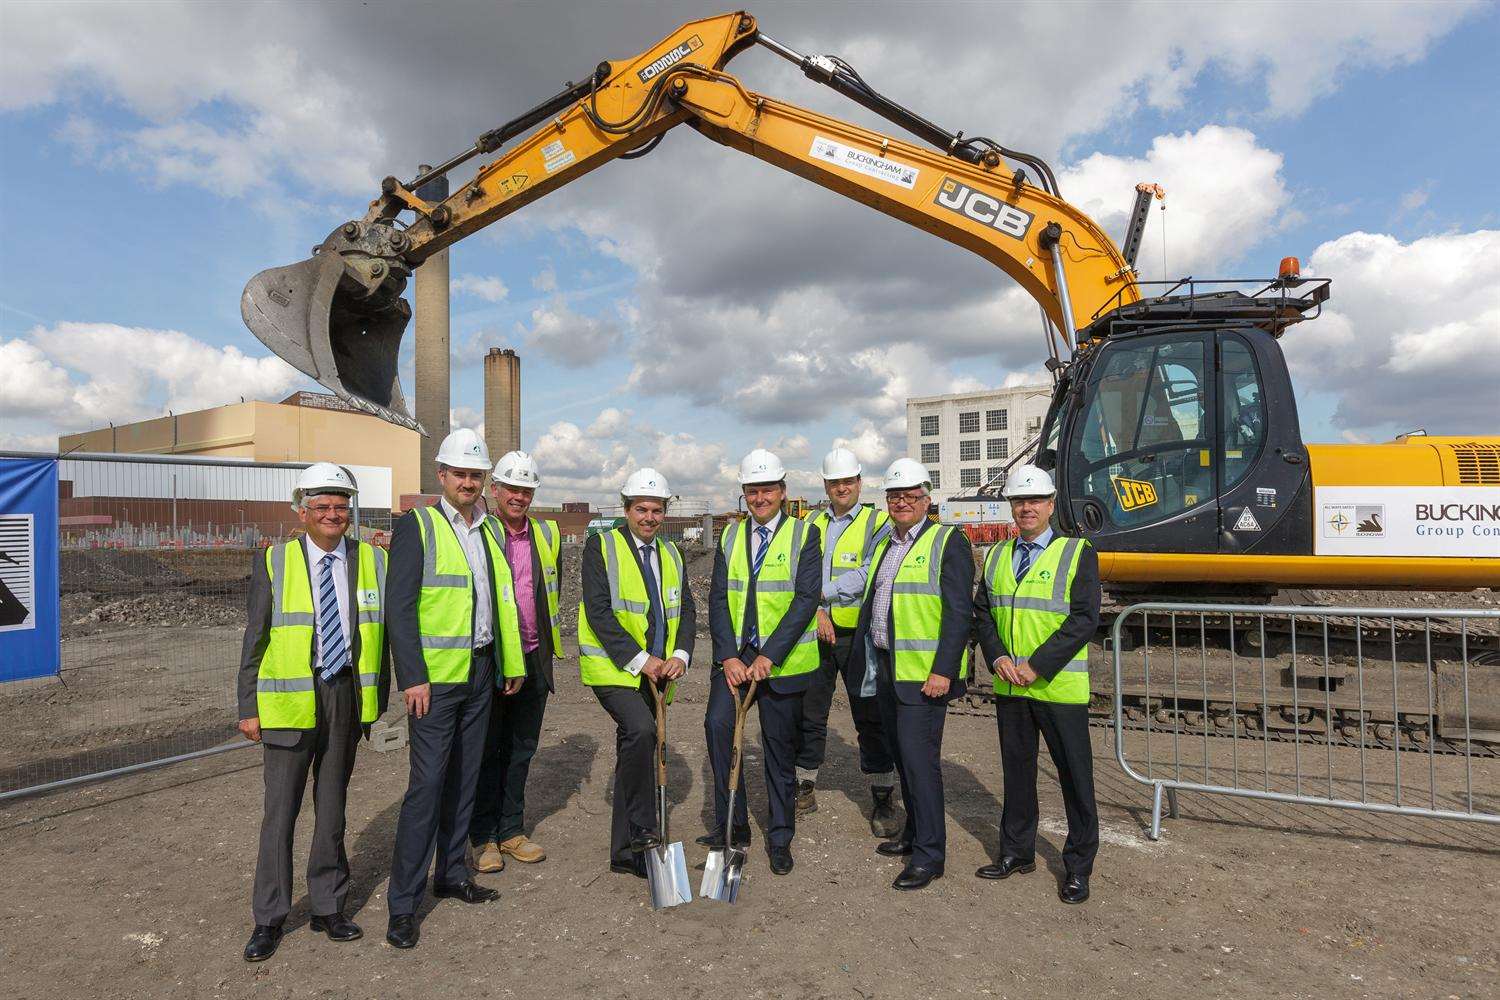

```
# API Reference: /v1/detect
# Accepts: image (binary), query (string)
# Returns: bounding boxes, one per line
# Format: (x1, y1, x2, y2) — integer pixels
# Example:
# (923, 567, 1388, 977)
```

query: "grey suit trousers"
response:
(251, 670, 359, 926)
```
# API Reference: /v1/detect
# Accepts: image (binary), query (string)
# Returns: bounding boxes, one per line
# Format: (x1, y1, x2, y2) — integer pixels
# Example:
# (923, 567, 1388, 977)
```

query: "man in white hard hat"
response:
(385, 429, 526, 949)
(705, 449, 821, 875)
(973, 464, 1100, 904)
(579, 468, 697, 877)
(795, 446, 900, 836)
(469, 451, 560, 873)
(846, 457, 974, 891)
(237, 463, 390, 961)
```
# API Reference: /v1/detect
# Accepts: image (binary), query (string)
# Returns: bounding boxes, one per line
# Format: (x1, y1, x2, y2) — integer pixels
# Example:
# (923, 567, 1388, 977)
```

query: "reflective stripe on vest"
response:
(412, 505, 525, 684)
(862, 524, 967, 685)
(985, 536, 1089, 704)
(530, 516, 564, 655)
(721, 517, 818, 676)
(258, 538, 385, 728)
(577, 528, 684, 691)
(812, 504, 890, 628)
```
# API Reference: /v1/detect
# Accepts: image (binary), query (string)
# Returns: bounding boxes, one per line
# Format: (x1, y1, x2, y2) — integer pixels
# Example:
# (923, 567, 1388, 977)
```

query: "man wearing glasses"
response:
(973, 464, 1100, 904)
(238, 463, 390, 961)
(848, 458, 974, 891)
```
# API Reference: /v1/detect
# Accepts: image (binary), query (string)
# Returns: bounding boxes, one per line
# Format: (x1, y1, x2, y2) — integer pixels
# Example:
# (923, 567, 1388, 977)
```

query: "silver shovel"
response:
(645, 679, 692, 910)
(700, 678, 758, 903)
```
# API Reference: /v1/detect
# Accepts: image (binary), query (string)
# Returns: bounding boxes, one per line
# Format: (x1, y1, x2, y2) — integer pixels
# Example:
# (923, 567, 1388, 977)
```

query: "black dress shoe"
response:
(975, 856, 1037, 880)
(432, 879, 500, 904)
(875, 838, 914, 857)
(695, 824, 752, 849)
(893, 864, 944, 891)
(767, 845, 794, 875)
(628, 826, 663, 853)
(609, 856, 648, 879)
(385, 914, 418, 950)
(1059, 874, 1090, 904)
(310, 911, 362, 942)
(243, 924, 283, 962)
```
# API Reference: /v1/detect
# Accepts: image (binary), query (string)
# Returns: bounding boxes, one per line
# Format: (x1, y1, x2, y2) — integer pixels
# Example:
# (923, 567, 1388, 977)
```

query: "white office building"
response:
(906, 385, 1053, 503)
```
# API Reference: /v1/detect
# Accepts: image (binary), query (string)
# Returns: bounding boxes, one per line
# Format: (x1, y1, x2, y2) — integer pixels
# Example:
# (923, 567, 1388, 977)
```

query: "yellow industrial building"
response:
(59, 391, 421, 500)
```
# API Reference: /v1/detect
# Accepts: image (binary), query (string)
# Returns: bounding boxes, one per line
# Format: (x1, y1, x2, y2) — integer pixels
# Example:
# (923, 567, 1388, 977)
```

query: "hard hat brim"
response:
(1005, 492, 1055, 500)
(437, 459, 493, 472)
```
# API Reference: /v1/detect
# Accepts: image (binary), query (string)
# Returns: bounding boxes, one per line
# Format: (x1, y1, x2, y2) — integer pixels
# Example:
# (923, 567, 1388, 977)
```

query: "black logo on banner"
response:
(933, 177, 1034, 240)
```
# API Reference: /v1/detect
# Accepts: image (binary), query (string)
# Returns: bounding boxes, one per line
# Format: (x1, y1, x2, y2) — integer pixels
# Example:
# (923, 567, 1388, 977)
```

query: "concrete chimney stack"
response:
(484, 348, 521, 460)
(413, 165, 451, 493)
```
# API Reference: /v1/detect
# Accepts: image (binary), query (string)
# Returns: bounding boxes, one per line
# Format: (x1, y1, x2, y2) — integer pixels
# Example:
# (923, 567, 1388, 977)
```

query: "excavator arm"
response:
(241, 10, 1139, 430)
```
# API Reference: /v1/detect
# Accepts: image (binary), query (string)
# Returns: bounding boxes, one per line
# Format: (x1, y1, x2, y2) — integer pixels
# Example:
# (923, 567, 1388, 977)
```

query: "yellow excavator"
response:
(242, 10, 1499, 596)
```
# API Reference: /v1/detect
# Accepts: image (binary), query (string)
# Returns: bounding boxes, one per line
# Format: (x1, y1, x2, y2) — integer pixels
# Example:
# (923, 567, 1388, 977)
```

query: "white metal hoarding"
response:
(1313, 486, 1500, 558)
(939, 500, 1011, 524)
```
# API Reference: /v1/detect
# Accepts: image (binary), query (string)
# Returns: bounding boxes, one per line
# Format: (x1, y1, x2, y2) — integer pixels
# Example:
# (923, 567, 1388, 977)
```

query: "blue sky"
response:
(2, 1, 1497, 503)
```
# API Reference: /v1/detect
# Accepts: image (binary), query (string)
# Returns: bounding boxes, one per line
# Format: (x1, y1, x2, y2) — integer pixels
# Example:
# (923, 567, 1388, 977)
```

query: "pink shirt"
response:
(503, 518, 539, 653)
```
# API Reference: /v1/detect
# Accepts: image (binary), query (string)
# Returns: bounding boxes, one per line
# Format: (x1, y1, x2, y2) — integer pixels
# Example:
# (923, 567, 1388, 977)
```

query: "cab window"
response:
(1220, 337, 1265, 491)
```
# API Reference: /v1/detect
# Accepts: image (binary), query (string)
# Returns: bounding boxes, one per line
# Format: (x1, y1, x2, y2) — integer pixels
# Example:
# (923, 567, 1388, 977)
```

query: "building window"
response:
(921, 442, 940, 464)
(987, 409, 1008, 431)
(920, 414, 940, 436)
(958, 411, 980, 434)
(959, 439, 980, 462)
(987, 438, 1008, 460)
(960, 468, 981, 489)
(929, 469, 941, 490)
(986, 466, 1004, 485)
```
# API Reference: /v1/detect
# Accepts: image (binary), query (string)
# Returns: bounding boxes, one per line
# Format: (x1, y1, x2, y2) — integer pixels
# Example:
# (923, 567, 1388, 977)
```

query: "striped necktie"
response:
(1016, 541, 1036, 579)
(639, 541, 667, 658)
(316, 552, 350, 681)
(745, 525, 772, 652)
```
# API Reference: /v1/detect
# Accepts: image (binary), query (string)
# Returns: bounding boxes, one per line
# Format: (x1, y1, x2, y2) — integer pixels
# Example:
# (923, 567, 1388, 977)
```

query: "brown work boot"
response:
(473, 841, 505, 873)
(870, 786, 902, 839)
(498, 834, 546, 863)
(795, 779, 818, 815)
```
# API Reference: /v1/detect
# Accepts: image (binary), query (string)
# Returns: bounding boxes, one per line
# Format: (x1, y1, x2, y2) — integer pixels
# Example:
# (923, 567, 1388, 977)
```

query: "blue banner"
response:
(0, 458, 59, 682)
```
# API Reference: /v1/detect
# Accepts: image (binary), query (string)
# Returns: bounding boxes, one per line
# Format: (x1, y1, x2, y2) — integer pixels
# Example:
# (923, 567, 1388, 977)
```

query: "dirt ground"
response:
(2, 637, 1497, 1000)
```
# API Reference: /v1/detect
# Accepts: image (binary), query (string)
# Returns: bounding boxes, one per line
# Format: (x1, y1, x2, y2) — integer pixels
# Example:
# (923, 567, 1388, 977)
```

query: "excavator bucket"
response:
(240, 235, 421, 432)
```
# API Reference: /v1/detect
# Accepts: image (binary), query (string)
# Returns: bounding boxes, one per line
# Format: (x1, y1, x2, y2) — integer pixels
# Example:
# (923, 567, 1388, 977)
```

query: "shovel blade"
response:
(646, 842, 693, 910)
(699, 846, 747, 903)
(240, 251, 421, 432)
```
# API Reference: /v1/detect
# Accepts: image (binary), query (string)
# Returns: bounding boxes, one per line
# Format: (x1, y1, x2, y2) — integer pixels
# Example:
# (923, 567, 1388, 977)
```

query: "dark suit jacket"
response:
(708, 515, 822, 694)
(495, 516, 561, 692)
(385, 506, 506, 692)
(238, 536, 392, 746)
(848, 519, 974, 706)
(581, 526, 699, 673)
(974, 536, 1101, 682)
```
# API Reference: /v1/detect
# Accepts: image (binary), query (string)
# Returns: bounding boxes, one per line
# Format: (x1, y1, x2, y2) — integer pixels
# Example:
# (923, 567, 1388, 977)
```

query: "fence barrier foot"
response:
(1167, 786, 1179, 819)
(1149, 782, 1165, 841)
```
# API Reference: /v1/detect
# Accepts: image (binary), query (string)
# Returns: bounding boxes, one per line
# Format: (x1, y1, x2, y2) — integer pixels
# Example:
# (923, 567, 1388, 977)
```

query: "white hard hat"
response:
(1004, 464, 1056, 499)
(493, 450, 541, 488)
(434, 428, 491, 471)
(292, 462, 357, 510)
(738, 448, 786, 486)
(821, 446, 862, 480)
(621, 467, 672, 501)
(882, 457, 931, 492)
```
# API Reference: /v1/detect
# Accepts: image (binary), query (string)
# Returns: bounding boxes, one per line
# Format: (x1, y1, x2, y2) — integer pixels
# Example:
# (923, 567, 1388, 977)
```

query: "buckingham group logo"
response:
(1322, 503, 1384, 538)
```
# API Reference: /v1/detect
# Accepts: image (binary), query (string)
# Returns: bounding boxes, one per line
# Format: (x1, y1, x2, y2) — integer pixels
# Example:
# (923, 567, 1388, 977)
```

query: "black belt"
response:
(473, 641, 494, 659)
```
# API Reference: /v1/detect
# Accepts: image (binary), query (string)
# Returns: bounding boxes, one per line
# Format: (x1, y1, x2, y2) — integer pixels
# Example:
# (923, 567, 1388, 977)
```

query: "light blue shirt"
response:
(820, 506, 891, 606)
(1013, 526, 1054, 577)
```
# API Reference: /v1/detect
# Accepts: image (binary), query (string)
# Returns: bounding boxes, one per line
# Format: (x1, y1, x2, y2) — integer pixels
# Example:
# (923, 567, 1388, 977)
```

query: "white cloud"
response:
(450, 405, 484, 439)
(450, 274, 509, 302)
(532, 267, 557, 293)
(0, 340, 74, 417)
(1285, 229, 1500, 432)
(586, 407, 631, 437)
(522, 298, 622, 368)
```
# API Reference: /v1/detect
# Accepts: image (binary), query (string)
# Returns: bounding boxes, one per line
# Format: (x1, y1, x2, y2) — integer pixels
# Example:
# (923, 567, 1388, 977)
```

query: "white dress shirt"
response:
(303, 535, 351, 671)
(440, 497, 493, 647)
(624, 530, 693, 675)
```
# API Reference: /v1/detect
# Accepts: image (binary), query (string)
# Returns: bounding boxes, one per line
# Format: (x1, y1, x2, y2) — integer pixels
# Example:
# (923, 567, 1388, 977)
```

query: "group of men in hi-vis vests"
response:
(237, 433, 1100, 962)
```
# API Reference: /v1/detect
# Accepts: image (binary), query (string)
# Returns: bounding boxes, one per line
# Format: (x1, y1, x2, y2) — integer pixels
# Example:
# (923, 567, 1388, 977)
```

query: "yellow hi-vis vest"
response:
(721, 517, 818, 678)
(577, 528, 685, 690)
(810, 504, 890, 628)
(501, 515, 564, 656)
(862, 523, 969, 684)
(983, 536, 1090, 704)
(258, 538, 384, 728)
(411, 504, 525, 684)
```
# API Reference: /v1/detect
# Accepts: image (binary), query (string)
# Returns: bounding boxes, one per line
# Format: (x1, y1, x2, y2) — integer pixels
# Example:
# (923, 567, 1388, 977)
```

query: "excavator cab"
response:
(1042, 280, 1329, 557)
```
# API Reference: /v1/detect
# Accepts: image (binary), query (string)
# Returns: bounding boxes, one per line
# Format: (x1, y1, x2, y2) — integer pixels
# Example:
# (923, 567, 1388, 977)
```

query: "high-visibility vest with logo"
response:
(496, 515, 564, 656)
(577, 528, 685, 690)
(862, 523, 969, 684)
(258, 538, 385, 728)
(721, 517, 819, 678)
(983, 536, 1090, 703)
(411, 504, 525, 684)
(810, 504, 891, 628)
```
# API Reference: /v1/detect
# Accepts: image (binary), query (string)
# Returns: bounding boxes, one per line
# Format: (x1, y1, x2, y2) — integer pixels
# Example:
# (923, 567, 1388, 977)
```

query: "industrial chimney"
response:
(414, 165, 451, 493)
(484, 348, 521, 459)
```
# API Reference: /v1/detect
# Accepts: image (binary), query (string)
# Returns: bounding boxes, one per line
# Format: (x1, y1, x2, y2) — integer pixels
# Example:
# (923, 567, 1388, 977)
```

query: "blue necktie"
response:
(640, 542, 667, 658)
(746, 525, 771, 651)
(316, 553, 349, 680)
(1016, 541, 1035, 579)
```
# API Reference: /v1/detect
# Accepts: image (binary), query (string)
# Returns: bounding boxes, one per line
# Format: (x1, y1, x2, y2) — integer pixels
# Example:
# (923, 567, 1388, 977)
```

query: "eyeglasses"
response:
(307, 504, 351, 516)
(887, 492, 929, 507)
